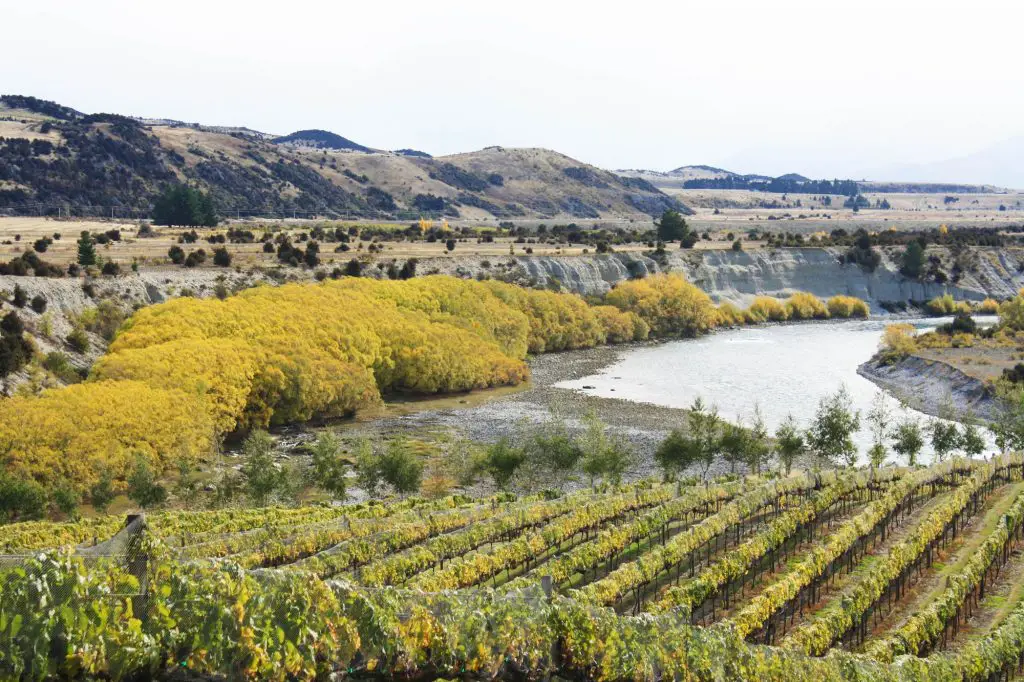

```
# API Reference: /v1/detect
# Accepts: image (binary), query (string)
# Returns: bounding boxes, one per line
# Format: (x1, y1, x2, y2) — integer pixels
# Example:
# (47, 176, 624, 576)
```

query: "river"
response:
(556, 316, 999, 461)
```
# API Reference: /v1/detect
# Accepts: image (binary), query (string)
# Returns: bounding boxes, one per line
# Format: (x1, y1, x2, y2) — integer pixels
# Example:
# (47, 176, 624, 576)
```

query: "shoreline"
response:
(857, 354, 997, 422)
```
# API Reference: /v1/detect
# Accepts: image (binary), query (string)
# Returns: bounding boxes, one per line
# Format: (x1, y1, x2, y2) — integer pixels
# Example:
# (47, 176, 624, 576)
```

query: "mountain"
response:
(274, 129, 373, 152)
(0, 95, 686, 220)
(859, 136, 1024, 191)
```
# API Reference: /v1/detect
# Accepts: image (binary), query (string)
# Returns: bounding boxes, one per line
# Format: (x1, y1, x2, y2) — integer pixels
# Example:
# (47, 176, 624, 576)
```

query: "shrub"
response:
(126, 453, 167, 508)
(479, 437, 526, 490)
(827, 295, 869, 318)
(168, 245, 186, 264)
(0, 312, 32, 377)
(746, 296, 789, 322)
(66, 327, 89, 353)
(605, 274, 717, 337)
(924, 294, 956, 316)
(716, 302, 749, 326)
(184, 250, 207, 268)
(89, 467, 116, 513)
(101, 261, 121, 276)
(785, 292, 829, 320)
(43, 352, 80, 383)
(30, 294, 47, 314)
(11, 284, 27, 308)
(356, 438, 423, 496)
(0, 475, 47, 523)
(977, 298, 1000, 314)
(213, 247, 232, 267)
(880, 323, 917, 362)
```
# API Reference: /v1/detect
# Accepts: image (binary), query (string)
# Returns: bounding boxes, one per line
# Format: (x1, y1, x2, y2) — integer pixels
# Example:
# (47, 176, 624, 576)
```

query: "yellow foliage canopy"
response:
(0, 380, 215, 491)
(604, 274, 718, 337)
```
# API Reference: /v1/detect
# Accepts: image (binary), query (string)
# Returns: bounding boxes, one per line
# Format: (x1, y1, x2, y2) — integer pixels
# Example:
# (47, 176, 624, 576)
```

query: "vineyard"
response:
(3, 456, 1024, 681)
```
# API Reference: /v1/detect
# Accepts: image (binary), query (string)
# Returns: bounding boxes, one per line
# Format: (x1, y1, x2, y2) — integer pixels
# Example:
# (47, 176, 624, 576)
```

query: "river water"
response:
(556, 316, 999, 461)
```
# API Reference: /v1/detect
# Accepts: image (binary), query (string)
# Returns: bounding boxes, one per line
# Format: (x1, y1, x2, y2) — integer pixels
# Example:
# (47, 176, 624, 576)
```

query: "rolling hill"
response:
(0, 95, 687, 221)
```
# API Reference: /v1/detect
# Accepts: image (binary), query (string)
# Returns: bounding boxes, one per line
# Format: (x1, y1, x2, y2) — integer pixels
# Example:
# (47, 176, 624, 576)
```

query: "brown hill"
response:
(0, 96, 688, 221)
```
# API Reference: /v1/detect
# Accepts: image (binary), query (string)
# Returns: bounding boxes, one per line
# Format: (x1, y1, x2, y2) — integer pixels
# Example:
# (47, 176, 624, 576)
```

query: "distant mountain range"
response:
(619, 165, 1007, 194)
(0, 95, 686, 220)
(859, 137, 1024, 191)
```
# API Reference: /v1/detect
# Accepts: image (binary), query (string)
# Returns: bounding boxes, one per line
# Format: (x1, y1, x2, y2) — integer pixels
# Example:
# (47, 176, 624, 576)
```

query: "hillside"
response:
(0, 95, 685, 221)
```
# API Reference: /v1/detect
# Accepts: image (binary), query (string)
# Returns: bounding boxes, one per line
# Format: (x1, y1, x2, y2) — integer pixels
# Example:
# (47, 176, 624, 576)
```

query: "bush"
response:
(0, 312, 32, 377)
(0, 475, 47, 523)
(479, 437, 526, 490)
(716, 302, 750, 326)
(51, 482, 81, 519)
(241, 430, 286, 506)
(307, 430, 347, 500)
(356, 438, 423, 496)
(43, 351, 80, 383)
(11, 285, 27, 308)
(89, 467, 116, 513)
(184, 250, 207, 268)
(29, 294, 46, 314)
(977, 298, 1000, 315)
(126, 453, 167, 508)
(168, 245, 185, 264)
(940, 312, 977, 335)
(101, 261, 121, 276)
(746, 296, 789, 322)
(785, 292, 829, 320)
(66, 327, 89, 353)
(212, 247, 232, 267)
(880, 323, 917, 362)
(605, 274, 717, 337)
(827, 295, 869, 318)
(924, 294, 957, 316)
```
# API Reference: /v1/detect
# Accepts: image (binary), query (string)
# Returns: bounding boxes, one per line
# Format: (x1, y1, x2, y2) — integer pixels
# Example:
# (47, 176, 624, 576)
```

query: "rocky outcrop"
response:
(418, 246, 1024, 304)
(858, 355, 995, 421)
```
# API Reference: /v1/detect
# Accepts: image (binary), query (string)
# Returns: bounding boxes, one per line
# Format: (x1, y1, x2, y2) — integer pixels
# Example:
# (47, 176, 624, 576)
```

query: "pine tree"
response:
(77, 231, 96, 266)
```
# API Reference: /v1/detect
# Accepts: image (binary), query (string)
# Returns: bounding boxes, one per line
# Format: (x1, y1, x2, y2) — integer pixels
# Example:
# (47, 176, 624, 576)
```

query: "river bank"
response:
(857, 354, 997, 422)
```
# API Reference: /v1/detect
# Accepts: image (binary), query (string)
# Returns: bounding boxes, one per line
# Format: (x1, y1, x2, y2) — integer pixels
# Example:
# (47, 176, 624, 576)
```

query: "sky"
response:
(4, 0, 1024, 185)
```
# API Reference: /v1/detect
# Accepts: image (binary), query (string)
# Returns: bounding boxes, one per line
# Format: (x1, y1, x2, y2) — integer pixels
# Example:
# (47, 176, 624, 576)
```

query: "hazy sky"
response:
(4, 0, 1024, 183)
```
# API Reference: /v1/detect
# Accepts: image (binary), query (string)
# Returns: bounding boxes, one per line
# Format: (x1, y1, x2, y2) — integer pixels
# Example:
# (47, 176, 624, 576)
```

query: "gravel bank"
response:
(857, 354, 996, 422)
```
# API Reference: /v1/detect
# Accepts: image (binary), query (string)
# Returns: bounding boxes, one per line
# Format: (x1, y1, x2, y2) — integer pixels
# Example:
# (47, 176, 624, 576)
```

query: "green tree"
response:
(655, 209, 697, 248)
(720, 421, 750, 474)
(900, 240, 925, 279)
(659, 398, 722, 480)
(480, 437, 527, 490)
(806, 386, 861, 467)
(959, 417, 986, 458)
(529, 420, 583, 477)
(307, 430, 348, 500)
(991, 384, 1024, 452)
(127, 453, 167, 509)
(929, 419, 960, 462)
(152, 185, 218, 227)
(866, 392, 891, 469)
(77, 231, 96, 266)
(891, 417, 924, 466)
(241, 430, 285, 506)
(579, 411, 633, 486)
(655, 430, 696, 480)
(89, 467, 116, 513)
(0, 475, 47, 523)
(51, 482, 81, 520)
(774, 414, 805, 475)
(376, 439, 424, 495)
(744, 405, 770, 474)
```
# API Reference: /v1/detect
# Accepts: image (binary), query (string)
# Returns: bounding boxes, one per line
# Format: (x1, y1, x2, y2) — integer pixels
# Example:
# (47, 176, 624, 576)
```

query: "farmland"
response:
(5, 456, 1024, 680)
